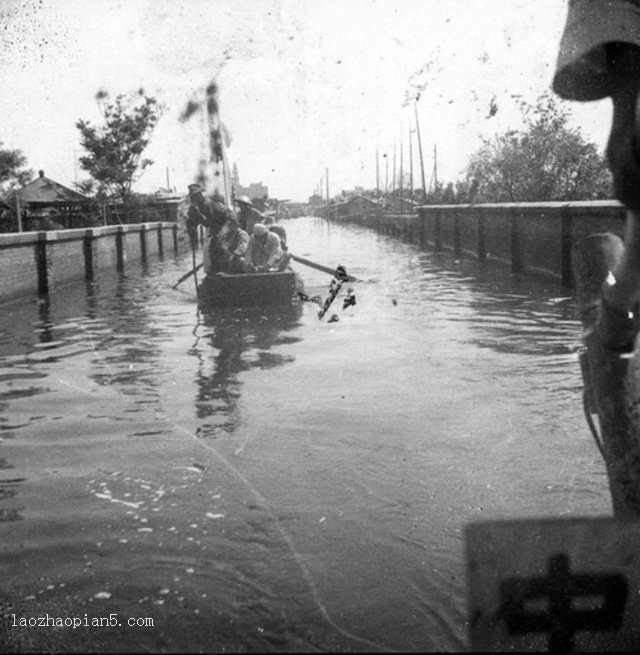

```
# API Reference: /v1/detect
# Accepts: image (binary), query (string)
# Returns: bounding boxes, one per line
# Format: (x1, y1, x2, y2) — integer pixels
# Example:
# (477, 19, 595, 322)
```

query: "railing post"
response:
(454, 208, 461, 257)
(35, 231, 48, 295)
(158, 224, 164, 258)
(511, 207, 525, 274)
(561, 205, 573, 288)
(83, 229, 94, 281)
(435, 208, 442, 252)
(478, 206, 486, 262)
(115, 225, 125, 271)
(139, 224, 147, 264)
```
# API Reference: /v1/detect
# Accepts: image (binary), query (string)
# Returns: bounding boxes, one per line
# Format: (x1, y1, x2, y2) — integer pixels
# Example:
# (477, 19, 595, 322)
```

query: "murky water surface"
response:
(0, 216, 610, 652)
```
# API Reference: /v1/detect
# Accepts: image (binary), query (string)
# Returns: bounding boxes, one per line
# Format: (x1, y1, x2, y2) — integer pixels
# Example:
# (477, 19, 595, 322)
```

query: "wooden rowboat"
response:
(198, 270, 301, 307)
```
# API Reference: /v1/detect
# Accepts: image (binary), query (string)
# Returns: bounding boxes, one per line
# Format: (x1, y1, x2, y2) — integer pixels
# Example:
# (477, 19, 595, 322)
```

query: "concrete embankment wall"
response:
(0, 222, 185, 301)
(337, 201, 627, 287)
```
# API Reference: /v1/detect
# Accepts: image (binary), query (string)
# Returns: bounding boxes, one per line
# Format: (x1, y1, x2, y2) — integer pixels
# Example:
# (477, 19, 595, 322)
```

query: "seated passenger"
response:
(209, 212, 250, 274)
(264, 215, 287, 250)
(245, 223, 290, 272)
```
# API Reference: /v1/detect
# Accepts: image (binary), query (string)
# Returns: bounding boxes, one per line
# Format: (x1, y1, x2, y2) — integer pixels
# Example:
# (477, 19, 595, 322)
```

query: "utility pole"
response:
(399, 133, 404, 215)
(376, 149, 380, 198)
(433, 144, 438, 190)
(414, 100, 427, 202)
(16, 193, 22, 233)
(392, 144, 397, 197)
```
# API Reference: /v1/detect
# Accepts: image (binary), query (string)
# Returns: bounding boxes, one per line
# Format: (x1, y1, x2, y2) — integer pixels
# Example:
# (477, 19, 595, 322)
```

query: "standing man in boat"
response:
(186, 185, 230, 236)
(235, 195, 265, 237)
(245, 223, 290, 272)
(186, 184, 236, 274)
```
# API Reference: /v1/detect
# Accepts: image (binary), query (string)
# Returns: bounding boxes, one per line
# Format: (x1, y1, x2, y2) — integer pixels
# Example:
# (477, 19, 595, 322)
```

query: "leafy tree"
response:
(463, 93, 612, 202)
(76, 92, 162, 214)
(73, 178, 97, 196)
(0, 144, 33, 198)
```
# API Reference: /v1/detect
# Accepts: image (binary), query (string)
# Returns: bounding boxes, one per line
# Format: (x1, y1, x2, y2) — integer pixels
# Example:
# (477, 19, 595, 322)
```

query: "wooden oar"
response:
(172, 262, 203, 289)
(290, 254, 358, 282)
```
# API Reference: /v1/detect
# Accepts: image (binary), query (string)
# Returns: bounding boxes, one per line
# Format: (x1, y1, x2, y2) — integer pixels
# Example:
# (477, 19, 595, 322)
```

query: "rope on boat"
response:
(582, 390, 605, 460)
(579, 349, 605, 460)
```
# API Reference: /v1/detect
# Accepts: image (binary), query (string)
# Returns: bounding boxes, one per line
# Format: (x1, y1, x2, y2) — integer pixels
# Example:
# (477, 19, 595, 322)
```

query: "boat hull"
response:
(198, 271, 299, 307)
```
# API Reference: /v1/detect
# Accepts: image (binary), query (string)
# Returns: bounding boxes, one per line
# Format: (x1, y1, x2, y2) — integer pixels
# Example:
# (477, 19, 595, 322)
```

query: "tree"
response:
(76, 92, 162, 214)
(0, 144, 33, 198)
(463, 93, 612, 202)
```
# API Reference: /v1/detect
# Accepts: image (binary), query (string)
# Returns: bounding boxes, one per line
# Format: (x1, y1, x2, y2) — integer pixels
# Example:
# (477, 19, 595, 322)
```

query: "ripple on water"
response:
(0, 216, 610, 652)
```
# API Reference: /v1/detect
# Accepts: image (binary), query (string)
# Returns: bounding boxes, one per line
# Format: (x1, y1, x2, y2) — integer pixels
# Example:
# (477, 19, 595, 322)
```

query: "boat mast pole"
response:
(384, 153, 389, 199)
(414, 99, 427, 202)
(206, 80, 232, 207)
(409, 125, 414, 205)
(325, 168, 330, 202)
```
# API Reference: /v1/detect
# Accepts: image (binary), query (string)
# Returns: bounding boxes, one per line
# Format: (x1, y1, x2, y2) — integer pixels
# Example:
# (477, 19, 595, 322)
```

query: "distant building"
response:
(334, 194, 382, 220)
(5, 170, 96, 232)
(231, 162, 268, 206)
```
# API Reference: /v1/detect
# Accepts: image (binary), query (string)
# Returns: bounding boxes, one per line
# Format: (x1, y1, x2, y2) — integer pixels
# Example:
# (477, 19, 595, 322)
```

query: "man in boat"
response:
(209, 212, 250, 274)
(245, 223, 290, 272)
(264, 215, 288, 250)
(186, 185, 229, 237)
(235, 195, 266, 237)
(186, 185, 238, 274)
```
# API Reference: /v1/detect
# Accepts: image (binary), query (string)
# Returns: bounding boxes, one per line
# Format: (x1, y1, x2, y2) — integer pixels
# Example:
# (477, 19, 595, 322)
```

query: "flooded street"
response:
(0, 216, 611, 652)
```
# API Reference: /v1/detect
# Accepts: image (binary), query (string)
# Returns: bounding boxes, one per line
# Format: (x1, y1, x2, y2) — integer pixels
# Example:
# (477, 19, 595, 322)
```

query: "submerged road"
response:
(0, 215, 611, 652)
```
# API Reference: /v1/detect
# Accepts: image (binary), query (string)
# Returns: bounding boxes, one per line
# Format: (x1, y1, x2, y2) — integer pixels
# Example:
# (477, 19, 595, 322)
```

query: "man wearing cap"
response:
(186, 184, 231, 237)
(245, 223, 289, 272)
(235, 195, 266, 237)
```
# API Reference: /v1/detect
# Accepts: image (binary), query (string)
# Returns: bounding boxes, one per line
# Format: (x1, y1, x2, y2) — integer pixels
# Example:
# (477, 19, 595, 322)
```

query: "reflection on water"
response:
(0, 217, 612, 652)
(191, 305, 302, 438)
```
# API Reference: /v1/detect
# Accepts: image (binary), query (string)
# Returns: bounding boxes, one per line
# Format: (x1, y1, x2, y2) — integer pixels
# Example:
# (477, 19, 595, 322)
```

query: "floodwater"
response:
(0, 216, 611, 652)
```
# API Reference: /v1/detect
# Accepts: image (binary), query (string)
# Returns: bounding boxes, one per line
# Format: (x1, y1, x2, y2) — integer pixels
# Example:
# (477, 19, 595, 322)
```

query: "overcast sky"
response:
(1, 0, 612, 202)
